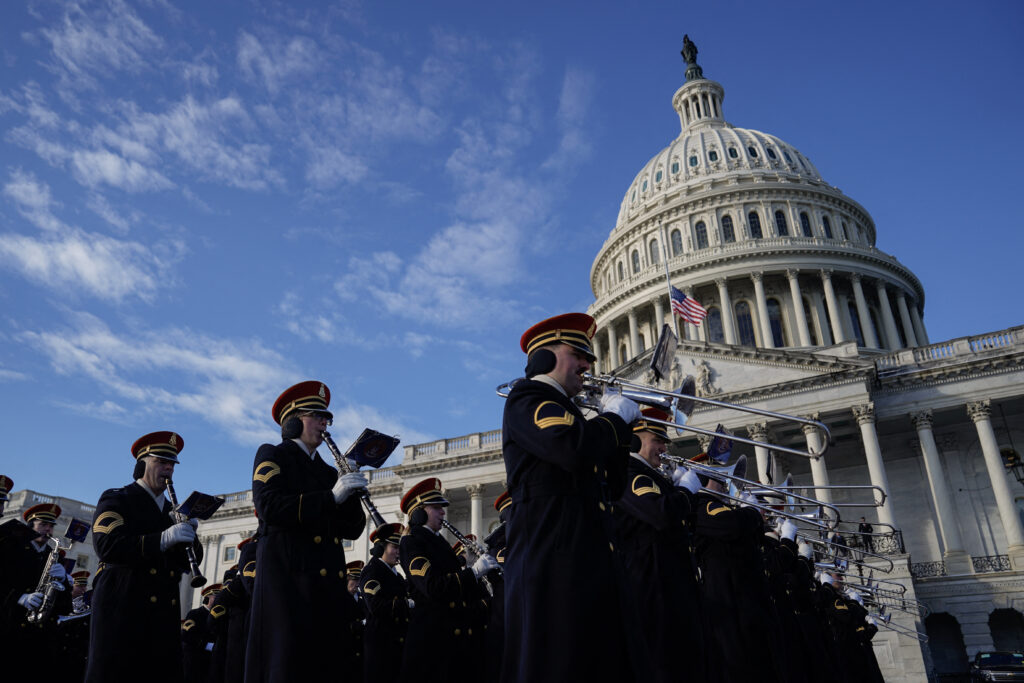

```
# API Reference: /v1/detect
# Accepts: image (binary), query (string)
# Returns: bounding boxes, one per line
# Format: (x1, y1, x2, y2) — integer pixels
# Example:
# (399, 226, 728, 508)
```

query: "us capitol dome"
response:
(588, 38, 928, 370)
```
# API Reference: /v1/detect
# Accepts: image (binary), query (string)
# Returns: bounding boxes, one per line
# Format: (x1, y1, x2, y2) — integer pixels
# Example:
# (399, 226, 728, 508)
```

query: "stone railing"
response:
(405, 429, 502, 460)
(972, 554, 1011, 574)
(876, 326, 1024, 375)
(910, 561, 947, 578)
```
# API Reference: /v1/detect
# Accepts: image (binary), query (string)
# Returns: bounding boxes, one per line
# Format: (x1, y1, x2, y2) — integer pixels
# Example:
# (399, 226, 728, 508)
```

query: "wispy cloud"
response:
(2, 169, 65, 232)
(543, 66, 596, 171)
(237, 30, 320, 95)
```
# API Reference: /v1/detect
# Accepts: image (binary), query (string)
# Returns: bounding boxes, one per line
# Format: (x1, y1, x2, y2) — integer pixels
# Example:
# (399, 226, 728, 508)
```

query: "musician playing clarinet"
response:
(245, 381, 368, 683)
(86, 431, 203, 683)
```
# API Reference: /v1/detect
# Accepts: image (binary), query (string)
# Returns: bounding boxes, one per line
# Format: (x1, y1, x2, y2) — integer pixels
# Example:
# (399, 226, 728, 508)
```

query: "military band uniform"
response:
(482, 496, 508, 683)
(614, 455, 704, 683)
(693, 491, 781, 683)
(182, 602, 214, 683)
(360, 555, 409, 683)
(85, 480, 203, 682)
(398, 522, 476, 683)
(207, 578, 233, 683)
(219, 538, 257, 683)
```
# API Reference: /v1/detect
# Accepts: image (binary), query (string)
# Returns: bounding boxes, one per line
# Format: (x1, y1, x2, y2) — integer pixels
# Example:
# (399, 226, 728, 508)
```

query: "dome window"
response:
(766, 147, 777, 160)
(721, 215, 735, 243)
(774, 210, 789, 236)
(800, 212, 812, 237)
(783, 151, 793, 164)
(649, 239, 659, 264)
(748, 212, 763, 239)
(747, 146, 758, 158)
(767, 298, 786, 346)
(631, 250, 641, 274)
(632, 190, 637, 202)
(707, 308, 725, 343)
(670, 229, 683, 256)
(617, 262, 624, 282)
(840, 221, 848, 240)
(642, 180, 648, 192)
(735, 301, 756, 347)
(695, 221, 709, 250)
(708, 150, 719, 162)
(655, 170, 663, 183)
(823, 216, 833, 239)
(689, 155, 698, 167)
(728, 147, 738, 159)
(671, 161, 680, 174)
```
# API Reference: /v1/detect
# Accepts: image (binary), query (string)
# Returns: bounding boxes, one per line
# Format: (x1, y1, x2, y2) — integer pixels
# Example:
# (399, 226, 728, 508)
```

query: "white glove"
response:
(160, 522, 197, 551)
(798, 541, 814, 560)
(846, 588, 864, 605)
(205, 642, 214, 652)
(598, 393, 641, 424)
(18, 592, 44, 610)
(407, 598, 415, 609)
(866, 615, 877, 627)
(332, 472, 368, 504)
(738, 492, 756, 508)
(672, 468, 701, 494)
(471, 553, 499, 579)
(48, 562, 67, 581)
(778, 520, 798, 542)
(187, 517, 199, 529)
(819, 572, 834, 586)
(51, 580, 66, 592)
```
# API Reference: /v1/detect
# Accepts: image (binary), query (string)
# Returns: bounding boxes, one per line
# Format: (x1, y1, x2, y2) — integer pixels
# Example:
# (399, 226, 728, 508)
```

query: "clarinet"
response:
(164, 478, 207, 588)
(321, 431, 387, 528)
(441, 520, 502, 577)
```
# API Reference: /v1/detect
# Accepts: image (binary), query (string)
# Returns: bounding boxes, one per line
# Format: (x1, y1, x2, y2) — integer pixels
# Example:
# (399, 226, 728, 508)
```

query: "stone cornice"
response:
(392, 449, 503, 479)
(874, 352, 1024, 395)
(618, 339, 872, 377)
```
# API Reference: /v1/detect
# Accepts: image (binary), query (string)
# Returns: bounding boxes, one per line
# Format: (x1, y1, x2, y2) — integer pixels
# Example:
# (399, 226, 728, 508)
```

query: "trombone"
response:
(806, 535, 895, 573)
(751, 484, 887, 508)
(869, 611, 929, 642)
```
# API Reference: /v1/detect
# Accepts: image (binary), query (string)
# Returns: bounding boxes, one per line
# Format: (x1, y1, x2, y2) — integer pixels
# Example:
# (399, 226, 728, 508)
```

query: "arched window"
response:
(735, 301, 756, 346)
(748, 212, 763, 239)
(631, 250, 640, 274)
(747, 146, 758, 158)
(617, 261, 624, 282)
(618, 343, 629, 365)
(655, 170, 663, 183)
(990, 609, 1024, 652)
(800, 212, 812, 237)
(708, 150, 719, 162)
(728, 147, 738, 159)
(721, 215, 735, 243)
(695, 221, 708, 249)
(767, 298, 785, 347)
(649, 239, 659, 264)
(848, 302, 865, 346)
(689, 155, 698, 167)
(822, 215, 833, 239)
(766, 147, 777, 160)
(925, 613, 969, 675)
(803, 296, 819, 345)
(707, 308, 724, 343)
(637, 333, 646, 353)
(774, 210, 789, 236)
(671, 161, 680, 174)
(671, 229, 683, 256)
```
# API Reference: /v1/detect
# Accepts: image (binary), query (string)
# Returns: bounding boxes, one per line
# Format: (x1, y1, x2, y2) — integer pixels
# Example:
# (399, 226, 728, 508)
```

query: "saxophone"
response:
(26, 536, 67, 624)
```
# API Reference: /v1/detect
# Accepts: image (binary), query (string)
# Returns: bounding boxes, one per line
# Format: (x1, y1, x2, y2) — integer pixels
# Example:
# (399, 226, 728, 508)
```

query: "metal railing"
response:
(972, 554, 1011, 573)
(910, 561, 947, 578)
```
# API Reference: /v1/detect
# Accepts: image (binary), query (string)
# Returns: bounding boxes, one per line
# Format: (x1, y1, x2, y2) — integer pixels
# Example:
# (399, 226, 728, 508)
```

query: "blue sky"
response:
(1, 0, 1021, 505)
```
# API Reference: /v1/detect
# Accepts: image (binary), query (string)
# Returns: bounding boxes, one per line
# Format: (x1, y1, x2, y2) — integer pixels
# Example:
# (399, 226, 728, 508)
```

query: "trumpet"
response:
(321, 431, 387, 529)
(164, 479, 207, 588)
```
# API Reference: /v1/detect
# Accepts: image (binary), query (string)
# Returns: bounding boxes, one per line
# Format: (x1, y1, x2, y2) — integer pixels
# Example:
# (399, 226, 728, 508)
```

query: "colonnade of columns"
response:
(594, 268, 927, 372)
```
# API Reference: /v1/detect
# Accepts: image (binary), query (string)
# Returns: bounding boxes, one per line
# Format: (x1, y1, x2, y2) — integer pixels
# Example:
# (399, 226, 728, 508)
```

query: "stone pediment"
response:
(618, 340, 872, 397)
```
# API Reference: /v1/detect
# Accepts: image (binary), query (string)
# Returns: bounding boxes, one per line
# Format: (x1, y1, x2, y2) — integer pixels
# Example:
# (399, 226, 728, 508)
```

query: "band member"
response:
(0, 503, 71, 656)
(208, 575, 234, 683)
(452, 536, 490, 675)
(360, 523, 408, 683)
(346, 560, 366, 682)
(245, 381, 368, 683)
(483, 491, 510, 683)
(399, 477, 497, 683)
(614, 408, 705, 683)
(693, 461, 782, 683)
(85, 431, 204, 683)
(58, 570, 92, 681)
(501, 313, 643, 683)
(183, 583, 220, 683)
(216, 537, 257, 683)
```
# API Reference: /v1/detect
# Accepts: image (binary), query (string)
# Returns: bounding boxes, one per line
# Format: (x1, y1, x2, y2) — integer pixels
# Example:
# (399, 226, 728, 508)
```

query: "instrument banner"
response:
(707, 424, 732, 464)
(65, 517, 90, 543)
(175, 491, 225, 520)
(346, 428, 401, 469)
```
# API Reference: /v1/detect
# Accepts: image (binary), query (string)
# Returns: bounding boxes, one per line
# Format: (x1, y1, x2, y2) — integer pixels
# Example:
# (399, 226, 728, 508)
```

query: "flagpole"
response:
(659, 222, 681, 340)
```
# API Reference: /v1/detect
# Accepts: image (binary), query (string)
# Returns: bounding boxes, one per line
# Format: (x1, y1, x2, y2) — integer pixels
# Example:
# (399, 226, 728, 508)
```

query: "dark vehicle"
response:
(971, 651, 1024, 681)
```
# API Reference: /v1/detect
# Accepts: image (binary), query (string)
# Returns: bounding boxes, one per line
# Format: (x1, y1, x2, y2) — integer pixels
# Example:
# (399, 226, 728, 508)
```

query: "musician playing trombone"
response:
(85, 431, 203, 683)
(501, 313, 648, 683)
(613, 407, 706, 683)
(245, 380, 368, 683)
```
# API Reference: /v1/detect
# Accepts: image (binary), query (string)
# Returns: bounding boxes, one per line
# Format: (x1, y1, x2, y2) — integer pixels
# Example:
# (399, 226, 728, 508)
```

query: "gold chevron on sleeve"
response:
(92, 511, 124, 534)
(253, 461, 281, 483)
(631, 475, 661, 496)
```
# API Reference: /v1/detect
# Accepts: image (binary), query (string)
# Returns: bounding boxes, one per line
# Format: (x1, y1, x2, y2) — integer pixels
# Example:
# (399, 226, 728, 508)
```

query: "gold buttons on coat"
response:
(598, 502, 606, 511)
(334, 537, 340, 544)
(449, 601, 455, 608)
(454, 628, 461, 636)
(313, 535, 322, 544)
(149, 596, 157, 603)
(320, 568, 327, 577)
(339, 571, 345, 579)
(171, 599, 177, 606)
(149, 568, 157, 575)
(609, 543, 615, 552)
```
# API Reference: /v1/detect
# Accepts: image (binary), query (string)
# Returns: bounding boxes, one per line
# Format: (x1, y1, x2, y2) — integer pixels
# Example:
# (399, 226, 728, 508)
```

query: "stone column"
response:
(627, 309, 640, 358)
(607, 323, 618, 370)
(910, 302, 929, 345)
(851, 403, 896, 528)
(875, 280, 901, 350)
(467, 484, 485, 539)
(786, 269, 812, 346)
(820, 269, 847, 343)
(804, 417, 832, 506)
(715, 278, 737, 344)
(811, 292, 832, 346)
(895, 292, 919, 347)
(850, 274, 879, 348)
(746, 422, 772, 485)
(653, 296, 665, 336)
(967, 400, 1024, 568)
(911, 410, 971, 573)
(751, 272, 773, 348)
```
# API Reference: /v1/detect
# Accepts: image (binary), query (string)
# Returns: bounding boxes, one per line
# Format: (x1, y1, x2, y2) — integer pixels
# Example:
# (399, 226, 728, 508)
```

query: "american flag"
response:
(670, 285, 708, 324)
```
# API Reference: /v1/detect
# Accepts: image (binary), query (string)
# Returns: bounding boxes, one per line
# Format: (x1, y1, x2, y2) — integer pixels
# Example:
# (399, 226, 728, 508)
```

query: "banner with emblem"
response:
(175, 491, 226, 520)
